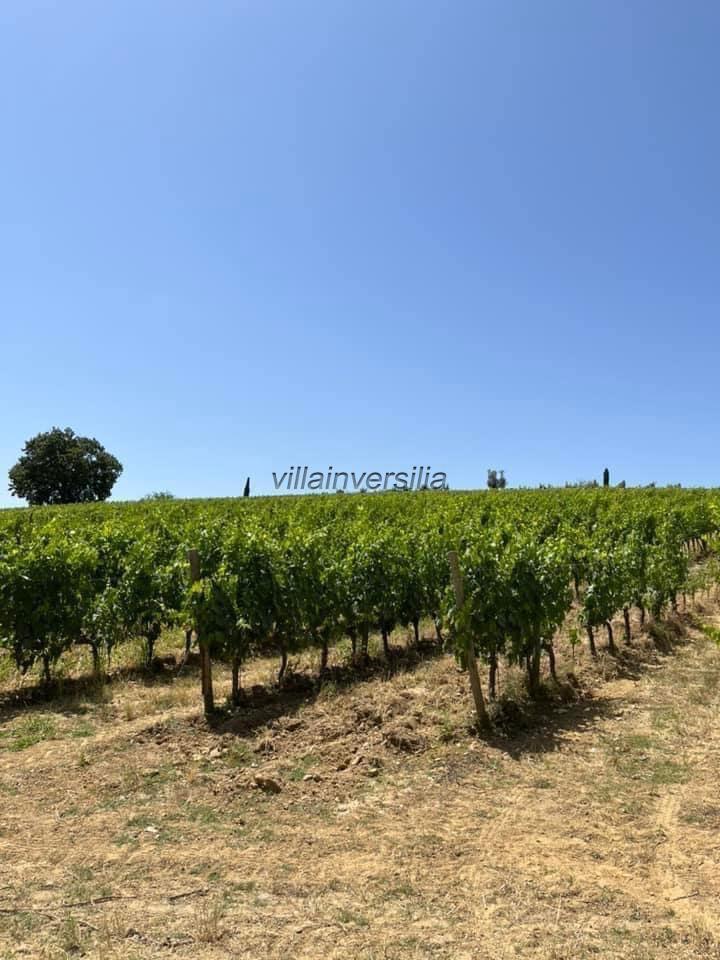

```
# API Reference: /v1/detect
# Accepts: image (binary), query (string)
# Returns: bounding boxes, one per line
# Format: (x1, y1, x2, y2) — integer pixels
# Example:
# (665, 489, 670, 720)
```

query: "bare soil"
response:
(1, 603, 719, 959)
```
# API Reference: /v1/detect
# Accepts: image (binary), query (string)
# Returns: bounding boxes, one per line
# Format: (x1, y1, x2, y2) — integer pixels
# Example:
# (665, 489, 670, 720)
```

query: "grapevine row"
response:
(0, 489, 717, 717)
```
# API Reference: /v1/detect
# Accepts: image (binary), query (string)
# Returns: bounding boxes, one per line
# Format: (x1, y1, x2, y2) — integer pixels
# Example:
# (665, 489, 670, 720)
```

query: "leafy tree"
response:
(487, 469, 507, 490)
(9, 428, 123, 505)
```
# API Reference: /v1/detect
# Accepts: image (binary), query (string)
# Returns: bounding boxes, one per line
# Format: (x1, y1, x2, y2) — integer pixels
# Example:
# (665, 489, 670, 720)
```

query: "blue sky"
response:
(1, 1, 719, 504)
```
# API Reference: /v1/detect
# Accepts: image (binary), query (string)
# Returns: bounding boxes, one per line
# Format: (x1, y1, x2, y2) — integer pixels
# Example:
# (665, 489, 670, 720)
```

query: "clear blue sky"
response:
(1, 1, 719, 504)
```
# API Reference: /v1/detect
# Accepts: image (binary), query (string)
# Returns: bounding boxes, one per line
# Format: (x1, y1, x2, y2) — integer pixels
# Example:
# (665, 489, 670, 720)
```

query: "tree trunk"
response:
(488, 650, 498, 701)
(177, 629, 192, 674)
(199, 640, 214, 714)
(412, 618, 420, 646)
(639, 604, 646, 627)
(586, 624, 597, 657)
(448, 551, 492, 734)
(278, 642, 288, 682)
(434, 618, 444, 644)
(320, 639, 329, 672)
(144, 635, 156, 670)
(360, 624, 369, 660)
(42, 654, 51, 686)
(231, 656, 241, 706)
(605, 619, 616, 654)
(542, 641, 557, 682)
(187, 549, 214, 717)
(349, 627, 357, 658)
(91, 641, 101, 678)
(381, 626, 390, 659)
(623, 606, 632, 645)
(527, 646, 542, 698)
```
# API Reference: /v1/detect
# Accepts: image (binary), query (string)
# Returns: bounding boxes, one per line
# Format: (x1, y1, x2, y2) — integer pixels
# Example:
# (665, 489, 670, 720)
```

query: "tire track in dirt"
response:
(648, 615, 720, 940)
(652, 789, 720, 937)
(451, 640, 720, 945)
(3, 611, 720, 959)
(652, 775, 720, 938)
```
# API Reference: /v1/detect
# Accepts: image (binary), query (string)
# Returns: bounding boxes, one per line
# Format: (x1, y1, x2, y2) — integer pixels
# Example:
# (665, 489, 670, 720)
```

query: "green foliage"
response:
(8, 427, 122, 506)
(0, 531, 95, 676)
(0, 486, 717, 698)
(451, 526, 572, 692)
(186, 522, 276, 664)
(487, 469, 507, 490)
(699, 623, 720, 646)
(115, 524, 184, 665)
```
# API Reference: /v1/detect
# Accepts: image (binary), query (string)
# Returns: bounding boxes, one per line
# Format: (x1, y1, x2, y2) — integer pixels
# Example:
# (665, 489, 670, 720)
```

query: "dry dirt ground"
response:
(1, 604, 719, 959)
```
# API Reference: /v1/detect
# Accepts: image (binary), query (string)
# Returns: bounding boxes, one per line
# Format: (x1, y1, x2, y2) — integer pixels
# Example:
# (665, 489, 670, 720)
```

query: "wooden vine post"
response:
(187, 549, 214, 716)
(447, 550, 492, 734)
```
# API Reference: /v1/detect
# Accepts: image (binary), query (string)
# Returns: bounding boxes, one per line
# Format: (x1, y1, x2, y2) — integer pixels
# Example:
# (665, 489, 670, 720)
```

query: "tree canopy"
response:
(8, 427, 123, 506)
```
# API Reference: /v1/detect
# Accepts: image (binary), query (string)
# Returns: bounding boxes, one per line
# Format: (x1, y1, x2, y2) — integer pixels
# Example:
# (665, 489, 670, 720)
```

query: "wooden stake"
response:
(187, 549, 214, 716)
(447, 551, 492, 734)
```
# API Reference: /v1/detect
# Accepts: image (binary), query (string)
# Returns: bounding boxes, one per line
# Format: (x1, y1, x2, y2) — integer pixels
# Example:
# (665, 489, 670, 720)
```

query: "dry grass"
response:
(1, 603, 720, 958)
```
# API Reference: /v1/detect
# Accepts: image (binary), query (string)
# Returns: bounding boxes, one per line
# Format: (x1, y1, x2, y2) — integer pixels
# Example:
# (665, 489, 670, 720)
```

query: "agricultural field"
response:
(1, 488, 720, 958)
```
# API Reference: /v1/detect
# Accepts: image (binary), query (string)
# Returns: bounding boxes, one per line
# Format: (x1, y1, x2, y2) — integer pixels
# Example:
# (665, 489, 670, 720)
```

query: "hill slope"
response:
(1, 611, 719, 959)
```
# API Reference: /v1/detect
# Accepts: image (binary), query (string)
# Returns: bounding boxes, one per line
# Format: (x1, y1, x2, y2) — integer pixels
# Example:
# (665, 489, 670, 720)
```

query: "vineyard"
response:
(0, 487, 718, 717)
(2, 488, 720, 959)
